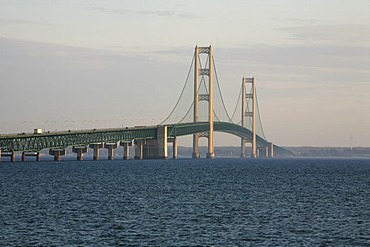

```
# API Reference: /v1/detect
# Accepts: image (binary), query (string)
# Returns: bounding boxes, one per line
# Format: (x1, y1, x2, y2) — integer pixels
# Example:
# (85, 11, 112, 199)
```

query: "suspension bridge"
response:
(0, 45, 292, 162)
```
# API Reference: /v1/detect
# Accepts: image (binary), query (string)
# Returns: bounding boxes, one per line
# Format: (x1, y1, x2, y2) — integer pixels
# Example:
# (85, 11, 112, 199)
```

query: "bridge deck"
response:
(0, 122, 292, 156)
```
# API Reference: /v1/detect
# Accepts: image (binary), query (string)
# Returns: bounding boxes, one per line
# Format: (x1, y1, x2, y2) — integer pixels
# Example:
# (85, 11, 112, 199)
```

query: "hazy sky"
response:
(1, 0, 369, 147)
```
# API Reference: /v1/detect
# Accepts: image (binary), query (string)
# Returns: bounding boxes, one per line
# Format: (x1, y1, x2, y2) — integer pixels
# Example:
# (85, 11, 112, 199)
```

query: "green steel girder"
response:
(1, 123, 292, 156)
(0, 127, 157, 152)
(167, 121, 293, 156)
(167, 121, 265, 145)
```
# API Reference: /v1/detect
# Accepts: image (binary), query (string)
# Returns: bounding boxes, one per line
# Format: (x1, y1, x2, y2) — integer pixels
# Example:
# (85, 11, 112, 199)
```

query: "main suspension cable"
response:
(160, 54, 195, 125)
(230, 83, 243, 122)
(255, 91, 267, 140)
(212, 56, 233, 122)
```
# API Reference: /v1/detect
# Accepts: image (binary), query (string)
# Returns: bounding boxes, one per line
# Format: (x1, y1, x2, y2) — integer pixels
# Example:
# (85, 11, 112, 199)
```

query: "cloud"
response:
(91, 7, 130, 15)
(278, 24, 370, 47)
(150, 44, 370, 75)
(273, 17, 322, 25)
(142, 44, 370, 110)
(0, 18, 53, 26)
(216, 45, 370, 103)
(0, 37, 191, 128)
(137, 10, 174, 16)
(92, 7, 196, 18)
(0, 18, 30, 25)
(224, 45, 370, 70)
(1, 37, 369, 146)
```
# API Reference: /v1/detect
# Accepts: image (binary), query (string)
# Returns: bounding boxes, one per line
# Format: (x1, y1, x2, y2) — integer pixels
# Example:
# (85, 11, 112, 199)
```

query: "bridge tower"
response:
(192, 45, 214, 159)
(241, 77, 257, 158)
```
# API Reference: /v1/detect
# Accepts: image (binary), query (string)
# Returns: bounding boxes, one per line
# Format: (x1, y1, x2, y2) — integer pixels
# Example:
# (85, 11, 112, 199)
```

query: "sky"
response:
(0, 0, 369, 147)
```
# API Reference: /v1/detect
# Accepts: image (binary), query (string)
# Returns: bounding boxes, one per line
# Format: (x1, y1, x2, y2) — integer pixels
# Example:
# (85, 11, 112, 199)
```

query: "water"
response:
(1, 158, 370, 246)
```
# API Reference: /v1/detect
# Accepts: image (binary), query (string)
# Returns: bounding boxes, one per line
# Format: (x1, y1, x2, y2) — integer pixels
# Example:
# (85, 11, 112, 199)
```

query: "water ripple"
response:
(1, 158, 370, 246)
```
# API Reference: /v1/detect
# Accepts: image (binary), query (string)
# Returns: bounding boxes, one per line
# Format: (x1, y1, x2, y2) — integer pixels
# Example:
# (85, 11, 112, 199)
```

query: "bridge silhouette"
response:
(0, 46, 292, 161)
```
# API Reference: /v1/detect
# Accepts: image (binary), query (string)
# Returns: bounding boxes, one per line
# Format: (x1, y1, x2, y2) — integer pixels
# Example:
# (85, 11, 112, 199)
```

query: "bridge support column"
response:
(1, 151, 16, 162)
(192, 149, 200, 159)
(269, 142, 274, 158)
(49, 149, 66, 161)
(241, 139, 246, 158)
(21, 152, 41, 162)
(158, 126, 168, 159)
(172, 137, 178, 159)
(143, 140, 156, 159)
(120, 141, 132, 160)
(206, 152, 215, 159)
(11, 152, 15, 162)
(257, 147, 268, 158)
(89, 143, 104, 160)
(142, 126, 168, 159)
(104, 143, 118, 160)
(72, 146, 88, 161)
(134, 139, 144, 160)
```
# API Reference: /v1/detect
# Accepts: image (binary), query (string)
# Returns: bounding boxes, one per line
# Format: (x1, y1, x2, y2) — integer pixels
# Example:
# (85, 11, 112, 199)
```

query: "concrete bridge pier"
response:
(206, 151, 215, 159)
(142, 126, 168, 159)
(134, 139, 144, 160)
(256, 147, 269, 158)
(252, 151, 258, 159)
(131, 126, 170, 160)
(143, 140, 156, 159)
(172, 137, 178, 160)
(240, 138, 246, 158)
(49, 149, 66, 161)
(269, 142, 274, 158)
(192, 151, 200, 159)
(143, 140, 168, 159)
(10, 152, 15, 162)
(72, 146, 88, 161)
(120, 141, 132, 160)
(1, 151, 16, 162)
(104, 143, 118, 160)
(22, 152, 41, 162)
(89, 143, 104, 160)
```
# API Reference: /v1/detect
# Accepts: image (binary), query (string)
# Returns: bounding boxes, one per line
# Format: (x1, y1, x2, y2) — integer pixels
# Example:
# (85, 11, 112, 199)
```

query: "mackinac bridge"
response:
(0, 46, 293, 162)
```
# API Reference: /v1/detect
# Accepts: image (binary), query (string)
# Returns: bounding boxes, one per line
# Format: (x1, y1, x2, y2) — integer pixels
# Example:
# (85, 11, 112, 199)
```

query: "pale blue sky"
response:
(1, 0, 369, 147)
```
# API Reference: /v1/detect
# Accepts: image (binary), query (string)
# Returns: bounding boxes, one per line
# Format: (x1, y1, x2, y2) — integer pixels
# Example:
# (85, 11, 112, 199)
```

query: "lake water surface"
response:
(1, 158, 370, 246)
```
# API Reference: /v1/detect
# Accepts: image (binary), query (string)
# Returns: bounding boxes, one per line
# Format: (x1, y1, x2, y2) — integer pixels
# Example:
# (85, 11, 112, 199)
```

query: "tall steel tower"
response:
(192, 45, 214, 159)
(241, 77, 257, 158)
